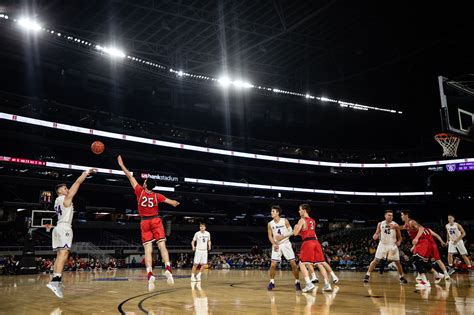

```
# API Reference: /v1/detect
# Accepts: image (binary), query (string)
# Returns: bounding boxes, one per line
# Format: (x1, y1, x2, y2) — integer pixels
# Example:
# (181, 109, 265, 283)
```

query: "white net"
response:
(435, 133, 460, 157)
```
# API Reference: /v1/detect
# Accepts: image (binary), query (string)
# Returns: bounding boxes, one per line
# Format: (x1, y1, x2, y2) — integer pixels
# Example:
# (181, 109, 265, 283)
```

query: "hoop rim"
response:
(434, 132, 460, 140)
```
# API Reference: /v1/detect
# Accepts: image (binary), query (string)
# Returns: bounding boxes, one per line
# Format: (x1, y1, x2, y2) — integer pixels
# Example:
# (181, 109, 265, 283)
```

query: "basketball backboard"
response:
(438, 76, 474, 142)
(31, 210, 57, 228)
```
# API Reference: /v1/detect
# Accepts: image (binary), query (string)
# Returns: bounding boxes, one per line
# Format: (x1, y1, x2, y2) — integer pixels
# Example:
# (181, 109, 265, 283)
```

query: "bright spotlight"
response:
(218, 76, 232, 87)
(18, 17, 41, 32)
(177, 70, 184, 77)
(233, 80, 253, 89)
(95, 45, 126, 58)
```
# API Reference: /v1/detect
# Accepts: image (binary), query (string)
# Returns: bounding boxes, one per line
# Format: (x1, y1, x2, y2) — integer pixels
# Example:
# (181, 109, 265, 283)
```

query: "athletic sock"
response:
(146, 267, 153, 273)
(295, 279, 300, 284)
(52, 273, 61, 282)
(304, 276, 311, 284)
(366, 271, 371, 276)
(270, 279, 275, 284)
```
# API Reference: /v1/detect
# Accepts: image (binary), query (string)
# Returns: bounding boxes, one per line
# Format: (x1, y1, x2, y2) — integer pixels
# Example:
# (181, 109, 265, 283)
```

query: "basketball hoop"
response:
(435, 133, 460, 157)
(43, 224, 53, 233)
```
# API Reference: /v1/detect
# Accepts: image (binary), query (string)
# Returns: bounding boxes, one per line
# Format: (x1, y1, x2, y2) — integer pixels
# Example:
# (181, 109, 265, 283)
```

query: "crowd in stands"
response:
(35, 257, 119, 273)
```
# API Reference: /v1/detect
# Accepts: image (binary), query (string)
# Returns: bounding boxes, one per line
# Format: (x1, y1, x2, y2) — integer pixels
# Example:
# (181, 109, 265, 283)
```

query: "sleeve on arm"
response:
(157, 193, 166, 202)
(134, 185, 143, 197)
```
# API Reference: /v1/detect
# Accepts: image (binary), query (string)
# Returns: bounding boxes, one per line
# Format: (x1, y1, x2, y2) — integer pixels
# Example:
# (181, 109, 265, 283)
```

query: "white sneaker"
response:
(46, 281, 64, 298)
(164, 270, 174, 285)
(148, 275, 156, 291)
(322, 283, 333, 292)
(332, 275, 339, 284)
(302, 282, 315, 293)
(196, 273, 201, 282)
(191, 275, 197, 282)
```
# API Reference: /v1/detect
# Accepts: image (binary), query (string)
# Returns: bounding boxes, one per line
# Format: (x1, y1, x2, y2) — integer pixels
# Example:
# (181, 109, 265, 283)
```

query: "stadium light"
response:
(217, 76, 232, 88)
(95, 45, 126, 58)
(17, 17, 41, 32)
(0, 15, 403, 114)
(233, 80, 253, 89)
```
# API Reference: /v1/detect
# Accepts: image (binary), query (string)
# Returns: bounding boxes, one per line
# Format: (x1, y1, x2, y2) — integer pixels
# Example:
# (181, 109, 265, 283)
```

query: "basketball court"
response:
(0, 269, 472, 314)
(0, 3, 474, 315)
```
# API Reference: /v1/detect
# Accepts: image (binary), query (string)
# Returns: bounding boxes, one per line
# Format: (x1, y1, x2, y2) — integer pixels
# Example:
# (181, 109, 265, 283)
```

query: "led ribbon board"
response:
(1, 112, 473, 168)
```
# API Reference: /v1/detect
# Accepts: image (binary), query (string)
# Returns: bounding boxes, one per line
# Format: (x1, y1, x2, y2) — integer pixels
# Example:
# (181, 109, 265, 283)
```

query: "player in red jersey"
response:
(118, 155, 180, 291)
(281, 204, 332, 293)
(425, 228, 451, 283)
(400, 210, 432, 288)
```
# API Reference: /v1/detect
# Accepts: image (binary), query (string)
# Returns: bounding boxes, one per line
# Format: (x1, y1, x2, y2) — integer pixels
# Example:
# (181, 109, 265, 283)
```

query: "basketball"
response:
(91, 141, 105, 154)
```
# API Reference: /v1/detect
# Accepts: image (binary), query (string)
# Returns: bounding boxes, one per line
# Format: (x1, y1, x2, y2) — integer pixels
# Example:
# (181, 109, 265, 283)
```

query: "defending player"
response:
(266, 205, 301, 291)
(363, 210, 408, 284)
(445, 215, 472, 274)
(46, 168, 96, 298)
(277, 204, 332, 292)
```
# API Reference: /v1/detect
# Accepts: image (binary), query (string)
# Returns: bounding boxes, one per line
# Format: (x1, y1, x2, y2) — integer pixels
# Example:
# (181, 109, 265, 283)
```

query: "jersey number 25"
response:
(140, 197, 155, 207)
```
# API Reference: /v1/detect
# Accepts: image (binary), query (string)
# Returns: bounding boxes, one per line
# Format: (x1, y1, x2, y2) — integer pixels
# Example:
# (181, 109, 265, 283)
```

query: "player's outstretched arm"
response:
(64, 168, 96, 207)
(208, 236, 212, 251)
(117, 155, 138, 189)
(445, 226, 450, 244)
(430, 230, 446, 246)
(164, 198, 180, 207)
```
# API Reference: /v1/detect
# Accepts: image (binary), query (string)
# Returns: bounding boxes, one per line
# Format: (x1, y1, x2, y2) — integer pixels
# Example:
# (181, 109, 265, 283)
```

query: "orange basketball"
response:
(91, 141, 105, 154)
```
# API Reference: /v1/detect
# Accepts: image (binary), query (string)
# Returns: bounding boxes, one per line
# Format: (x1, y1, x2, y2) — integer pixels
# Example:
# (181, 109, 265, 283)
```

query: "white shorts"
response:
(448, 240, 468, 255)
(194, 250, 208, 265)
(375, 243, 399, 261)
(52, 224, 73, 251)
(271, 242, 295, 262)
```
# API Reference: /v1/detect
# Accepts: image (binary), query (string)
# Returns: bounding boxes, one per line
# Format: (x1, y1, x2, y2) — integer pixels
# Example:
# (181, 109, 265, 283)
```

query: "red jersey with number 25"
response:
(300, 217, 317, 240)
(134, 185, 166, 217)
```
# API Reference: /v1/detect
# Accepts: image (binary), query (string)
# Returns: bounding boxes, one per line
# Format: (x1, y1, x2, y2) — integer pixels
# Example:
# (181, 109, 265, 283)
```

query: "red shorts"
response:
(430, 241, 441, 261)
(299, 240, 325, 263)
(140, 217, 166, 244)
(413, 239, 432, 261)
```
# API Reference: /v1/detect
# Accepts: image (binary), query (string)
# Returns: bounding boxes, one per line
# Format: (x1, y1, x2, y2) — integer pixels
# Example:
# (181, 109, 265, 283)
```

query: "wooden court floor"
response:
(0, 269, 473, 314)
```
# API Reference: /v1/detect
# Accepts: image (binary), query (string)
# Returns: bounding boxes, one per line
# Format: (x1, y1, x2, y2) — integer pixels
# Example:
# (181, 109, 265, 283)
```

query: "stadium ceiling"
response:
(2, 0, 447, 110)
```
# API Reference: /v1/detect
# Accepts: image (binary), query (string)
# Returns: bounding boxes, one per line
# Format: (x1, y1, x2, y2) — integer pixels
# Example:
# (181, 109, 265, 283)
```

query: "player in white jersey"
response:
(191, 223, 211, 282)
(446, 215, 472, 274)
(363, 210, 407, 284)
(267, 205, 301, 291)
(46, 168, 96, 298)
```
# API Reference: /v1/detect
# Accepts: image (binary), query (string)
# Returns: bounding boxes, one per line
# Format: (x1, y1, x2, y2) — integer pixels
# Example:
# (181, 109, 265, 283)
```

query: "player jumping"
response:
(118, 155, 179, 291)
